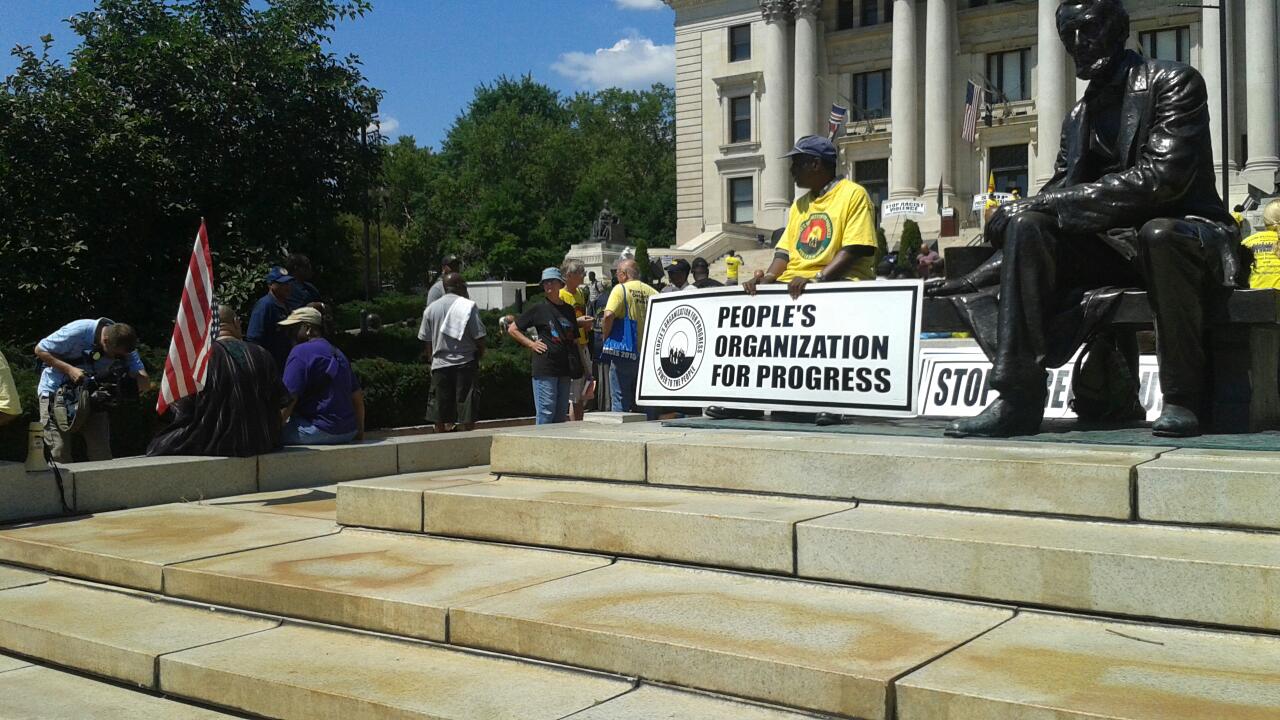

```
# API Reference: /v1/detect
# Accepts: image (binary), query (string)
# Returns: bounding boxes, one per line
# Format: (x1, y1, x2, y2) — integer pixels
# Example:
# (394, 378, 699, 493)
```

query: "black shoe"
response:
(705, 406, 763, 420)
(944, 398, 1044, 438)
(1152, 404, 1201, 437)
(771, 410, 817, 423)
(815, 412, 843, 427)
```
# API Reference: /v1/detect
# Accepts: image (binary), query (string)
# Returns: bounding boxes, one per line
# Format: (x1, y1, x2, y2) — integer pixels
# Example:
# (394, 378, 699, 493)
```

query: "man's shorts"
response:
(427, 362, 478, 425)
(569, 345, 593, 404)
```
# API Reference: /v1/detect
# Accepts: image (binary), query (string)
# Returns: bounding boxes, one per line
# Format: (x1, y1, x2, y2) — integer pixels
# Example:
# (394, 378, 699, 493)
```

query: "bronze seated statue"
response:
(927, 0, 1242, 439)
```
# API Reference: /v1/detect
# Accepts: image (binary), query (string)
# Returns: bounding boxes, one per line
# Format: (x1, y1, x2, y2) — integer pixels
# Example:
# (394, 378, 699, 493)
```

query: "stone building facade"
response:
(668, 0, 1279, 250)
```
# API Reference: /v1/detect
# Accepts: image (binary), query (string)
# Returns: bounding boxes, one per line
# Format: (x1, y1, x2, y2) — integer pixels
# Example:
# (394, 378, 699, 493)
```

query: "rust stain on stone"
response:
(263, 549, 451, 591)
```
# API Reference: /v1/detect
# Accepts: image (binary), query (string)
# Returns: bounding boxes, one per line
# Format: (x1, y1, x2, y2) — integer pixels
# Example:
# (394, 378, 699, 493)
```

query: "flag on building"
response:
(156, 220, 215, 415)
(987, 171, 996, 194)
(961, 80, 983, 144)
(828, 103, 849, 139)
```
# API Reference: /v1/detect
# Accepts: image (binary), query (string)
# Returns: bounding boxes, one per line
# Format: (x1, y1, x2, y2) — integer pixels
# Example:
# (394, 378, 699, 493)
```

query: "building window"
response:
(986, 48, 1030, 102)
(860, 0, 879, 26)
(854, 159, 889, 219)
(852, 69, 891, 120)
(729, 177, 754, 224)
(728, 24, 751, 62)
(837, 0, 855, 30)
(1139, 27, 1190, 64)
(989, 144, 1028, 197)
(729, 95, 752, 143)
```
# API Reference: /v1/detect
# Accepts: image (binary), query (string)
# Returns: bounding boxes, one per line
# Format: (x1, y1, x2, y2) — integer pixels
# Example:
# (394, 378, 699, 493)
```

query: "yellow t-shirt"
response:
(559, 286, 590, 345)
(605, 280, 658, 340)
(724, 255, 743, 281)
(776, 178, 877, 282)
(1243, 230, 1280, 289)
(0, 351, 21, 417)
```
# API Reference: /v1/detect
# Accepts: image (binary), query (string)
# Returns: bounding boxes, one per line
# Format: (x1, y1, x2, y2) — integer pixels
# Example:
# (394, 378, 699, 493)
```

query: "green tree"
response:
(634, 238, 651, 282)
(896, 219, 923, 272)
(0, 0, 382, 343)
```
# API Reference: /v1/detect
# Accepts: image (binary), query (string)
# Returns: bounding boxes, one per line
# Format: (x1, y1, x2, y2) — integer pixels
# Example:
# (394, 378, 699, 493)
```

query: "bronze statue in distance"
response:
(928, 0, 1240, 439)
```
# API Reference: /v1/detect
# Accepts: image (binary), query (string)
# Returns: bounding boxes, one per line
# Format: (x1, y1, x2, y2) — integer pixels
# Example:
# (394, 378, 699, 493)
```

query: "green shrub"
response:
(331, 326, 422, 364)
(333, 293, 425, 330)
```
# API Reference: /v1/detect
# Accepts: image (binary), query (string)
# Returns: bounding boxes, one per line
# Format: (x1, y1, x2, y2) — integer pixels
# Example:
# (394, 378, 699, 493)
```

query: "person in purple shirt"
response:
(277, 306, 365, 445)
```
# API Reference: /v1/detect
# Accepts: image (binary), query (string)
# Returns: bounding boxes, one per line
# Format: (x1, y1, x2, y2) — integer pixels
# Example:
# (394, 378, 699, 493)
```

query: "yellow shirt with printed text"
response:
(559, 286, 590, 345)
(605, 280, 658, 340)
(1243, 230, 1280, 289)
(724, 255, 743, 281)
(776, 178, 877, 282)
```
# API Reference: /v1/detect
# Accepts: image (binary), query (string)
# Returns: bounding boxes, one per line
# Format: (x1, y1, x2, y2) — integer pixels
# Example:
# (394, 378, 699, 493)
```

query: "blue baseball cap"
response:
(266, 266, 295, 284)
(540, 267, 565, 284)
(781, 135, 838, 163)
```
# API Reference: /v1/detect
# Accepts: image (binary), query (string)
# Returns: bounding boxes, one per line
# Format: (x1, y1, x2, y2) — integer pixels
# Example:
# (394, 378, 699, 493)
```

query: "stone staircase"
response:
(0, 421, 1279, 717)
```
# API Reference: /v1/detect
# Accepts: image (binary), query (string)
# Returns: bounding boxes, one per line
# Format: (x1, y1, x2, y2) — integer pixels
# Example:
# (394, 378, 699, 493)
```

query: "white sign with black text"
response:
(881, 199, 927, 217)
(917, 345, 1163, 420)
(637, 281, 924, 416)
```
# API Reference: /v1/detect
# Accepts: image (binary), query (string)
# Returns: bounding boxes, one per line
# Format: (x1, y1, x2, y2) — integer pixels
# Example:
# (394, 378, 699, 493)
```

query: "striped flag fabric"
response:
(961, 80, 983, 144)
(157, 219, 215, 415)
(828, 103, 849, 139)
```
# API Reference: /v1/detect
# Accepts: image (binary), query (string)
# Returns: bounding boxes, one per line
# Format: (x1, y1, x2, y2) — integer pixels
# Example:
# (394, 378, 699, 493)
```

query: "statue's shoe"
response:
(945, 398, 1044, 438)
(815, 412, 843, 427)
(705, 406, 763, 420)
(1152, 404, 1201, 438)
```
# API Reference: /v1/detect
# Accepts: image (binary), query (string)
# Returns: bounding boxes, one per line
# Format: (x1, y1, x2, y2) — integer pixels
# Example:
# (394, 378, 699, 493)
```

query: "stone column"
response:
(922, 0, 954, 204)
(889, 0, 920, 199)
(760, 0, 794, 223)
(1202, 4, 1237, 176)
(1243, 0, 1278, 188)
(1035, 0, 1070, 189)
(792, 0, 821, 140)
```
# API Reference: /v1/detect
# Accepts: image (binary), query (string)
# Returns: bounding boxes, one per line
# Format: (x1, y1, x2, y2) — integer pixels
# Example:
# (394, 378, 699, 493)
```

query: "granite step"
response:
(452, 559, 1012, 719)
(165, 528, 611, 641)
(0, 503, 338, 591)
(896, 611, 1280, 720)
(417, 476, 853, 573)
(797, 503, 1280, 631)
(336, 466, 494, 531)
(0, 661, 242, 718)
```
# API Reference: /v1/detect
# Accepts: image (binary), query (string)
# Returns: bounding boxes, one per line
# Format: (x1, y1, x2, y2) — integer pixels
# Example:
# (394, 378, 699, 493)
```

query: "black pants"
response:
(991, 211, 1219, 408)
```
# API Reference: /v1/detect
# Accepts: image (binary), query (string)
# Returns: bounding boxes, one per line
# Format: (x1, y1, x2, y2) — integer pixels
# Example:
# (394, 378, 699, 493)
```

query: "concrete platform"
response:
(67, 455, 257, 514)
(422, 477, 852, 573)
(797, 504, 1280, 630)
(257, 440, 398, 491)
(165, 529, 610, 640)
(0, 652, 29, 673)
(0, 464, 67, 523)
(0, 564, 43, 591)
(0, 504, 338, 591)
(571, 685, 834, 719)
(0, 580, 276, 688)
(646, 432, 1154, 518)
(451, 560, 1012, 719)
(0, 664, 240, 718)
(1137, 448, 1280, 530)
(336, 467, 493, 531)
(897, 612, 1280, 720)
(391, 430, 496, 474)
(489, 423, 688, 483)
(202, 484, 337, 520)
(159, 623, 632, 720)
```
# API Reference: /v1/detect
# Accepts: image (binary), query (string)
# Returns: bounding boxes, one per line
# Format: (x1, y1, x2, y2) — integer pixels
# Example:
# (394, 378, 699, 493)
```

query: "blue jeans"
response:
(283, 417, 358, 445)
(609, 359, 658, 420)
(532, 376, 571, 424)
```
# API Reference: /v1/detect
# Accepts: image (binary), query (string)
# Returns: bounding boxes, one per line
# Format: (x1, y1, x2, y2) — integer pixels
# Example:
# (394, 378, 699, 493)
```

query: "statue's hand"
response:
(924, 276, 974, 297)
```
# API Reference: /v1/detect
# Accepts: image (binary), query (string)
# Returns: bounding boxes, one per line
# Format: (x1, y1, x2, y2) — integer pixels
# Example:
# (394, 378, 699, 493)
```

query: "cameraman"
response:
(34, 319, 151, 462)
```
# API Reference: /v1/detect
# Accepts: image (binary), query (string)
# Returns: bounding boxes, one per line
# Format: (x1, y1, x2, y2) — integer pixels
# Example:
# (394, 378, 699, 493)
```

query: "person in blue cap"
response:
(707, 135, 879, 427)
(246, 266, 296, 371)
(507, 267, 581, 424)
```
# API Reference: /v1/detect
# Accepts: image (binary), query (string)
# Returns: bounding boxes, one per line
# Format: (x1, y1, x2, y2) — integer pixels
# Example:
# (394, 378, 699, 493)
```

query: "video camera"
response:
(81, 362, 140, 411)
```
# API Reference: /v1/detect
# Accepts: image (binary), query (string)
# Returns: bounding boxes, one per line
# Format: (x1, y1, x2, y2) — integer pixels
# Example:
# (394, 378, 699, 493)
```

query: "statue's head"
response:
(1057, 0, 1129, 81)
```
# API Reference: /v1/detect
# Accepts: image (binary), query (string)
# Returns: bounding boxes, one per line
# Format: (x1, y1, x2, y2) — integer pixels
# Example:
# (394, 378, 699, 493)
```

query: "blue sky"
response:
(0, 0, 676, 149)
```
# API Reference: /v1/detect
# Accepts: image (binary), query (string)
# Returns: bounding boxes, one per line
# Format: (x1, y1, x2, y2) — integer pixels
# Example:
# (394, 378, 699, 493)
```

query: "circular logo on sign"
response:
(653, 305, 705, 391)
(794, 213, 834, 259)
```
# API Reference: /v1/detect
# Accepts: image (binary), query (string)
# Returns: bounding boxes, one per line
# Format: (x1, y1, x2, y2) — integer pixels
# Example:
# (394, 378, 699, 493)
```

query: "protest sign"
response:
(637, 281, 923, 416)
(882, 199, 926, 217)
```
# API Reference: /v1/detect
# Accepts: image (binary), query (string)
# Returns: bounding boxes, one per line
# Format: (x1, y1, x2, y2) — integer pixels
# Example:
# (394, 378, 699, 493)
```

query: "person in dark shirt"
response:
(285, 253, 322, 310)
(691, 257, 723, 288)
(507, 268, 579, 424)
(246, 266, 295, 370)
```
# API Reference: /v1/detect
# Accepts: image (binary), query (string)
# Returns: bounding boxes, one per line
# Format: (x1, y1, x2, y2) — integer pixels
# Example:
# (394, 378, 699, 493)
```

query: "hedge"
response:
(333, 293, 425, 330)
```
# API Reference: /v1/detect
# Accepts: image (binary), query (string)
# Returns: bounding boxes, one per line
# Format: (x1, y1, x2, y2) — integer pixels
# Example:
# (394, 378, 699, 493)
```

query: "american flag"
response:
(828, 103, 849, 139)
(157, 220, 215, 415)
(961, 80, 983, 144)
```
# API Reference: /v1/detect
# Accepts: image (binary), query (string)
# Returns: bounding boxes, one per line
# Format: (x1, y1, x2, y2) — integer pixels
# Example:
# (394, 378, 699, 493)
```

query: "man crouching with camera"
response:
(34, 319, 151, 462)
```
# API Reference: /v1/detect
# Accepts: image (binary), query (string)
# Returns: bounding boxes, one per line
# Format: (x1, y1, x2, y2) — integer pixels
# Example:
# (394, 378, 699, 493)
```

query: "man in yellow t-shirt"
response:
(0, 350, 21, 426)
(724, 250, 743, 285)
(559, 260, 595, 419)
(1243, 199, 1280, 290)
(601, 258, 658, 417)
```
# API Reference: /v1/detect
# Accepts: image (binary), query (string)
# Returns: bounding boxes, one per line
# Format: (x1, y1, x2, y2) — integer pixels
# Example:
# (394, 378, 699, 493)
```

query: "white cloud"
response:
(614, 0, 665, 9)
(552, 34, 674, 90)
(371, 116, 400, 137)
